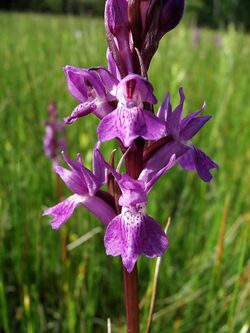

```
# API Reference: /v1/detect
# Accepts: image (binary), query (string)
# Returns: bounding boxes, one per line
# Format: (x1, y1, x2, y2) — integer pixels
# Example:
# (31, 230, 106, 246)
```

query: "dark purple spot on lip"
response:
(84, 79, 92, 87)
(126, 79, 136, 99)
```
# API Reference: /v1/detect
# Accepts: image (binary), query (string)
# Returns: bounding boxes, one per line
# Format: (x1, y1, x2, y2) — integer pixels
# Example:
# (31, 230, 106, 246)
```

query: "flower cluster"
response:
(44, 0, 218, 272)
(43, 101, 66, 168)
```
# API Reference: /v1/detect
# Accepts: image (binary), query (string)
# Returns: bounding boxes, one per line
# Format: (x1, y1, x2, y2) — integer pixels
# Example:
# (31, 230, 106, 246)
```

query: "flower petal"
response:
(92, 145, 107, 186)
(64, 66, 88, 102)
(64, 65, 107, 101)
(193, 147, 219, 182)
(43, 194, 85, 229)
(142, 215, 168, 258)
(121, 210, 146, 272)
(107, 48, 121, 81)
(94, 101, 114, 119)
(54, 164, 87, 195)
(181, 114, 211, 141)
(104, 215, 123, 256)
(97, 108, 122, 144)
(140, 141, 187, 184)
(180, 103, 212, 141)
(143, 154, 176, 193)
(179, 146, 219, 182)
(64, 102, 97, 125)
(180, 102, 206, 129)
(157, 92, 171, 123)
(94, 149, 122, 182)
(105, 211, 145, 272)
(118, 174, 147, 207)
(178, 148, 196, 171)
(105, 211, 168, 272)
(139, 110, 166, 142)
(84, 196, 116, 225)
(117, 74, 157, 105)
(57, 152, 101, 196)
(93, 66, 119, 95)
(98, 106, 165, 147)
(166, 87, 185, 137)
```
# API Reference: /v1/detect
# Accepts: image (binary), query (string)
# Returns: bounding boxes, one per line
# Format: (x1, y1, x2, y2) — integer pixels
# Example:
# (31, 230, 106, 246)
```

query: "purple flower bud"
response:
(159, 0, 185, 38)
(141, 0, 185, 69)
(128, 0, 143, 48)
(105, 0, 129, 36)
(105, 0, 134, 76)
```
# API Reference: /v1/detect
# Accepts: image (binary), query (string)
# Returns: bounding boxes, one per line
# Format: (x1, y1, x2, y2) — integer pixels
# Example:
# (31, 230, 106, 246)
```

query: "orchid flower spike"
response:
(43, 101, 66, 168)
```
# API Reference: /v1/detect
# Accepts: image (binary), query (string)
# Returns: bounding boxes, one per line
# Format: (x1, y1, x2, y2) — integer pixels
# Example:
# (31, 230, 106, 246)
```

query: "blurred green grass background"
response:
(0, 12, 250, 333)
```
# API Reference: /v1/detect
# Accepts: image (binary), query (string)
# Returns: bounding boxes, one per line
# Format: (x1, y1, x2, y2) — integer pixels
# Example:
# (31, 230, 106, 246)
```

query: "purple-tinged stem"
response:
(106, 149, 140, 332)
(122, 265, 140, 333)
(122, 139, 144, 333)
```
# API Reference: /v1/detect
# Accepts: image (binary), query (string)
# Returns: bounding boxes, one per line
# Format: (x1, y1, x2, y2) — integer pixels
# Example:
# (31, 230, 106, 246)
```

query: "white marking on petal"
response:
(121, 204, 146, 227)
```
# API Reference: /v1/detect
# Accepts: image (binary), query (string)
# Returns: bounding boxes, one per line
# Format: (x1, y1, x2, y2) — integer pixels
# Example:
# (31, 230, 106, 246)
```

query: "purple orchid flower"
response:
(98, 74, 165, 147)
(64, 65, 166, 148)
(43, 101, 66, 168)
(64, 65, 118, 124)
(141, 88, 218, 183)
(43, 148, 116, 229)
(96, 149, 175, 272)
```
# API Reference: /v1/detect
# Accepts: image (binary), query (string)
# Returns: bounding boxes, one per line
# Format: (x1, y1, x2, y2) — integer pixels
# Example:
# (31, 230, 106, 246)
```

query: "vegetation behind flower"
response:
(1, 1, 250, 30)
(0, 12, 249, 333)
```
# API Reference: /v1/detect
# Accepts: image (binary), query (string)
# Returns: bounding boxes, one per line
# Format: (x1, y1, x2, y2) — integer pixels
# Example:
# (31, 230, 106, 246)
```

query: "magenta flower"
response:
(142, 88, 218, 183)
(64, 66, 118, 124)
(97, 149, 175, 272)
(43, 149, 116, 229)
(97, 74, 165, 147)
(43, 101, 66, 167)
(64, 63, 166, 148)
